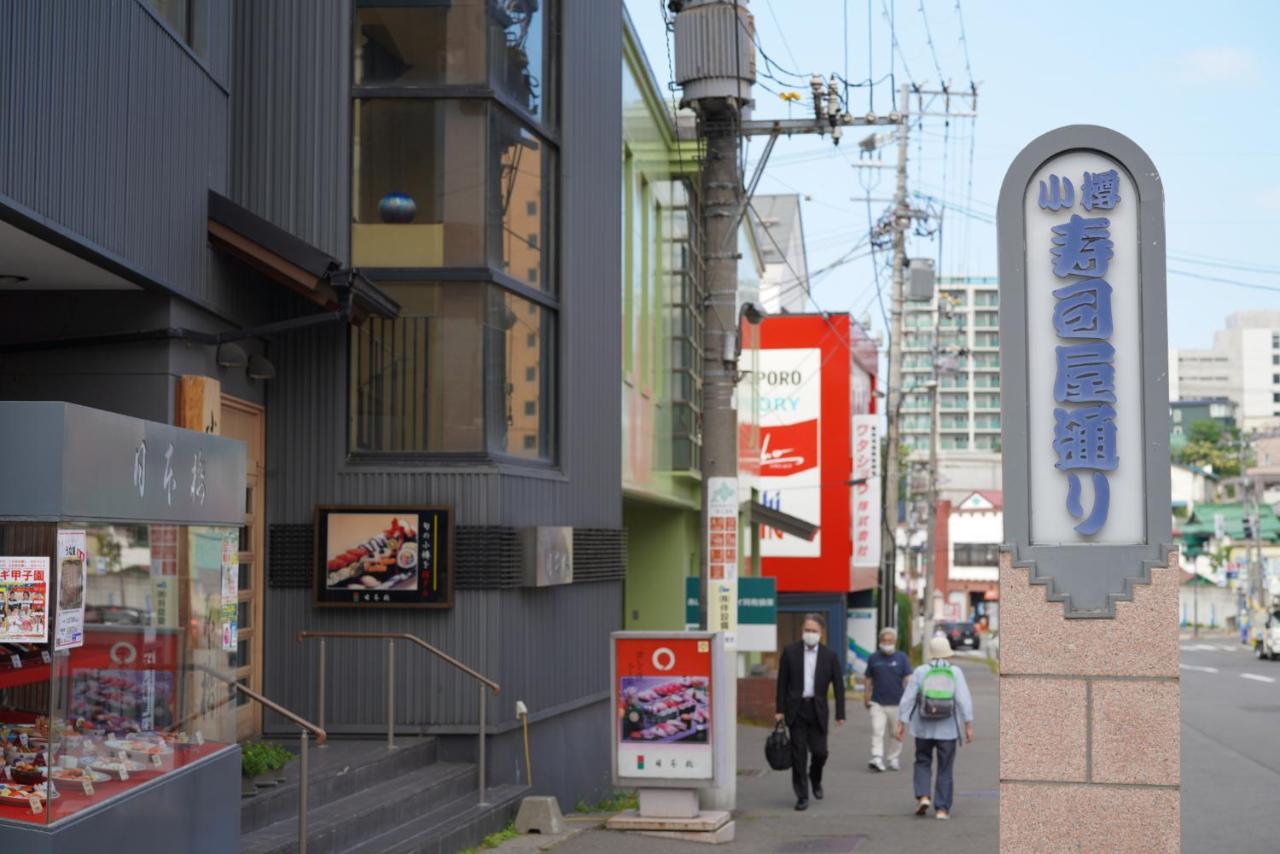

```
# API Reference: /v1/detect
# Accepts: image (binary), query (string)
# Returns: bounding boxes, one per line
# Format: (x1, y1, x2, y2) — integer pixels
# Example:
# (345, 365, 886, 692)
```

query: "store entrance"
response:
(221, 396, 265, 741)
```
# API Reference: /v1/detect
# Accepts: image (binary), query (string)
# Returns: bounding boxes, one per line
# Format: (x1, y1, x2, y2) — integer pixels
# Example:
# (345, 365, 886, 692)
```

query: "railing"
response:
(193, 665, 326, 854)
(296, 631, 500, 805)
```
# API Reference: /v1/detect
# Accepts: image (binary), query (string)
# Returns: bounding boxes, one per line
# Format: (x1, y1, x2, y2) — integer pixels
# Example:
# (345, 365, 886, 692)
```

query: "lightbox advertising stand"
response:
(607, 631, 734, 842)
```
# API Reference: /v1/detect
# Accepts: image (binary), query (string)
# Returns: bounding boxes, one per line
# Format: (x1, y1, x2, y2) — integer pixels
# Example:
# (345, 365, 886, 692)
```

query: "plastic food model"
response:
(326, 518, 418, 589)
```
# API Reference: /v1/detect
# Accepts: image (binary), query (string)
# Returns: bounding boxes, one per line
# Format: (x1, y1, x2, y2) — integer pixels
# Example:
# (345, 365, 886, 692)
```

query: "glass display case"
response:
(0, 402, 246, 844)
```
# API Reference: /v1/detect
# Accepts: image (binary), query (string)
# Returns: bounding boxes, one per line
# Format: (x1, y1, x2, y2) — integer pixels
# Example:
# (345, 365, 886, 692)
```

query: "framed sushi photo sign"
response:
(313, 506, 453, 608)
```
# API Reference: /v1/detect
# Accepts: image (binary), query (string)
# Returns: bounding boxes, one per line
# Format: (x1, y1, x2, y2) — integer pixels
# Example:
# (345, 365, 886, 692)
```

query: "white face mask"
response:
(802, 631, 821, 648)
(879, 644, 896, 654)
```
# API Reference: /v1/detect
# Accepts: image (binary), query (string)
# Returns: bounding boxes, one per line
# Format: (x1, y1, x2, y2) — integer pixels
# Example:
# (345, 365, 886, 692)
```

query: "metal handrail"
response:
(193, 665, 325, 854)
(296, 630, 498, 805)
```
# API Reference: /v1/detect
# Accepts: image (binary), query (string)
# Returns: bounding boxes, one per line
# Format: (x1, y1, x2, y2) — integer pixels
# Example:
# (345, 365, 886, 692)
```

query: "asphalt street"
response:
(1180, 634, 1280, 854)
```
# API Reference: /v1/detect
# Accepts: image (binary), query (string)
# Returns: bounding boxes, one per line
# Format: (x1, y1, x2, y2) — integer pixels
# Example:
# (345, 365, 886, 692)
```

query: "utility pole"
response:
(877, 82, 912, 633)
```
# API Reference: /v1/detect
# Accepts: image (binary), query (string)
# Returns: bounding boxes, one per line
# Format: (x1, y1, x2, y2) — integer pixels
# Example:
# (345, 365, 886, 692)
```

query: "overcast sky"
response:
(626, 0, 1280, 350)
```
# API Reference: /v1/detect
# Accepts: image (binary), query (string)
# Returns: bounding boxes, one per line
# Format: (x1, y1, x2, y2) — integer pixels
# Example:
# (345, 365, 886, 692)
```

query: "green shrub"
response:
(241, 741, 295, 777)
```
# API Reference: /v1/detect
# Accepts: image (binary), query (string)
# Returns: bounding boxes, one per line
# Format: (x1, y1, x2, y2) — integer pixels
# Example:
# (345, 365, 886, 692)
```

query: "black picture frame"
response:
(313, 505, 454, 608)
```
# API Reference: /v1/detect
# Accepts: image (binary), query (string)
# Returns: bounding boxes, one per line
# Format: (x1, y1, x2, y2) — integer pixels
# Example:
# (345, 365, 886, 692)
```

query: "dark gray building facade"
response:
(1, 0, 623, 829)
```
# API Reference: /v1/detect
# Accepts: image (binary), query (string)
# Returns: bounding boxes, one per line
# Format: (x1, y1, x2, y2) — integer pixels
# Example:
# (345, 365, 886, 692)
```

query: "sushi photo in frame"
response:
(314, 505, 453, 608)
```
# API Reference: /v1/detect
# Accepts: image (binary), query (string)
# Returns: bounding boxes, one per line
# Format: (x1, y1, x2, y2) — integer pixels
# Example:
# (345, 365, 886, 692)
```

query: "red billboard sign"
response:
(758, 314, 855, 594)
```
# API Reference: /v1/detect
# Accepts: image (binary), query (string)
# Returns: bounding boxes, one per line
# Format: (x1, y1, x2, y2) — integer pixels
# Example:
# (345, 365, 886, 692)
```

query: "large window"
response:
(349, 283, 555, 459)
(355, 0, 552, 123)
(143, 0, 208, 56)
(954, 542, 1000, 566)
(350, 2, 558, 462)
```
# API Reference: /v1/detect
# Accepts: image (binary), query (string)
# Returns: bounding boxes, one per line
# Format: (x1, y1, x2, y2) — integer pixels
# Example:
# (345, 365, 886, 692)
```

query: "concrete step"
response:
(241, 737, 437, 834)
(240, 760, 476, 854)
(342, 783, 529, 854)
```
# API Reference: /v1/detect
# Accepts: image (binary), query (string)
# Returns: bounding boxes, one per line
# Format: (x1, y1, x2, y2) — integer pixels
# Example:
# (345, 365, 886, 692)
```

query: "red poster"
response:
(615, 636, 714, 781)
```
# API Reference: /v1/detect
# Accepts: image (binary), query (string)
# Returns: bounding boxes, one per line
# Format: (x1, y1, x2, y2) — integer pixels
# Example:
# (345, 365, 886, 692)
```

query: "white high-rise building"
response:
(1173, 311, 1280, 431)
(750, 194, 809, 314)
(900, 275, 1002, 501)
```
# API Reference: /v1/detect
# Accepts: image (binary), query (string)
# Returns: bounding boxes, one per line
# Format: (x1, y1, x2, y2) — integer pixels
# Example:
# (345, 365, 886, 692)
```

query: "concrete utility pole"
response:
(877, 82, 912, 632)
(675, 0, 757, 814)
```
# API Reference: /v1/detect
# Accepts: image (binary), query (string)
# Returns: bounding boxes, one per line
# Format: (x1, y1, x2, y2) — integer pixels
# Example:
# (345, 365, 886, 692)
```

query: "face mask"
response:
(802, 631, 821, 647)
(879, 644, 896, 654)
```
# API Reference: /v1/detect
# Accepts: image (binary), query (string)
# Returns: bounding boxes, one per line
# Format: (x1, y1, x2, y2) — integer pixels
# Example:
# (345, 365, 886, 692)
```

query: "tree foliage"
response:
(1176, 419, 1246, 477)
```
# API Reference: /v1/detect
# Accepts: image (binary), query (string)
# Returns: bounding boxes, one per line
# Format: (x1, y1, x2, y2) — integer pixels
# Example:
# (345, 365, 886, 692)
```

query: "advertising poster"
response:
(851, 414, 883, 586)
(846, 607, 877, 678)
(55, 529, 88, 651)
(614, 635, 714, 782)
(706, 477, 739, 647)
(315, 506, 453, 608)
(0, 556, 50, 643)
(758, 347, 823, 558)
(220, 531, 238, 652)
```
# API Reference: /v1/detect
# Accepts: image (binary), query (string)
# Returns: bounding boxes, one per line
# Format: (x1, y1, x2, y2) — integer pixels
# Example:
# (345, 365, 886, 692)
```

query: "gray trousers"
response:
(913, 738, 957, 811)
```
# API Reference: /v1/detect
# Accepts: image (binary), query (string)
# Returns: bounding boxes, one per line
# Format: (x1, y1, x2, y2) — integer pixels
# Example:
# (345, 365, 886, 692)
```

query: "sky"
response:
(626, 0, 1280, 351)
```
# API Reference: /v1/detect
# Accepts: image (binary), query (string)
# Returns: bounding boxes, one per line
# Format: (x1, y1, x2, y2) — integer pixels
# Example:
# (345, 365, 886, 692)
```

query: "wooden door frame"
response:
(222, 394, 265, 741)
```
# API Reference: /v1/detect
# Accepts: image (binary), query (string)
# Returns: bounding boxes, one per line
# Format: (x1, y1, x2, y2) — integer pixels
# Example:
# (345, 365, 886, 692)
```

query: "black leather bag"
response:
(765, 720, 792, 770)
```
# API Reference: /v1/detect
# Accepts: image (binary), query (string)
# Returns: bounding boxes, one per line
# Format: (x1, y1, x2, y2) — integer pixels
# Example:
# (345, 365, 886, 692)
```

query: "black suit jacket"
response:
(775, 640, 846, 732)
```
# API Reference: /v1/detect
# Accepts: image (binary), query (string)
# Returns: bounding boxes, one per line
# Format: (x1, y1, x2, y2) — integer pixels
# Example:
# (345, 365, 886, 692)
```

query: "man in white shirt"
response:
(775, 614, 846, 810)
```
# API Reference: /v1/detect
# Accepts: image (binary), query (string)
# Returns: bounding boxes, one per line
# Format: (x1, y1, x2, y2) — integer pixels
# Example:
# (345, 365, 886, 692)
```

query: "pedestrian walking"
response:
(775, 614, 846, 811)
(895, 636, 974, 821)
(863, 627, 912, 772)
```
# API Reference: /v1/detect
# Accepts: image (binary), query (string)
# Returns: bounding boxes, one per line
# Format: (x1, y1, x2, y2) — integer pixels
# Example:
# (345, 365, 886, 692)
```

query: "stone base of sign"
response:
(514, 796, 566, 835)
(606, 809, 734, 844)
(998, 550, 1180, 853)
(636, 787, 700, 818)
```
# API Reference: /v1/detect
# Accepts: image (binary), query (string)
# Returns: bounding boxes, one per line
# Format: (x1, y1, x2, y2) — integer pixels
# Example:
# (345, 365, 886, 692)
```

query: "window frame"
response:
(346, 2, 561, 467)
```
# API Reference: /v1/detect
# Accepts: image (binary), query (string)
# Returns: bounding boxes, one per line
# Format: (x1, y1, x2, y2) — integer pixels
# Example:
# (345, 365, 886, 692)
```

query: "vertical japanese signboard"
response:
(706, 477, 739, 647)
(998, 126, 1171, 616)
(612, 632, 721, 787)
(851, 414, 882, 589)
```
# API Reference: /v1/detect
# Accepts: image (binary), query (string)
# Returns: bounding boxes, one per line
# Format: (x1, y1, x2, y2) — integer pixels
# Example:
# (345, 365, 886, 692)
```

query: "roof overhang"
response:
(749, 500, 819, 541)
(207, 191, 398, 322)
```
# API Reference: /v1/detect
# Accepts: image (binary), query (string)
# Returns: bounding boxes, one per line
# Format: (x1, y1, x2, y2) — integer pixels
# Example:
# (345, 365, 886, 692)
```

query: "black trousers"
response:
(788, 698, 828, 799)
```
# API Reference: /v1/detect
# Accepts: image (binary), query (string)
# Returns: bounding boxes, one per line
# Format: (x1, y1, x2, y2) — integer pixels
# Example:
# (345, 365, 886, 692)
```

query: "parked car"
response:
(938, 621, 980, 651)
(1254, 610, 1280, 661)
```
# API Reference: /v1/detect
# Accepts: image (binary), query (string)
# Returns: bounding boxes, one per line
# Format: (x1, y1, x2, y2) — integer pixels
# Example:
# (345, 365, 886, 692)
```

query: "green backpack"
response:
(917, 663, 957, 721)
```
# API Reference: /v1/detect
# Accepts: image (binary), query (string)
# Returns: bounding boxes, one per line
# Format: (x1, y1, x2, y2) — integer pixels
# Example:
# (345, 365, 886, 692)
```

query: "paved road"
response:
(1180, 635, 1280, 854)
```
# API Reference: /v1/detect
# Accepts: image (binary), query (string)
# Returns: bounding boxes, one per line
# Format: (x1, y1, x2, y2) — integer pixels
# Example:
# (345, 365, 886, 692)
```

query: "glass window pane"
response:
(490, 0, 551, 124)
(350, 283, 487, 453)
(352, 100, 487, 268)
(355, 4, 487, 87)
(492, 115, 553, 291)
(486, 289, 555, 460)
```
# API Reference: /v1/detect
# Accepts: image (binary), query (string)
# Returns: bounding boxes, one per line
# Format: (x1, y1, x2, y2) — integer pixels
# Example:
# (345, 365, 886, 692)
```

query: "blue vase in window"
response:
(378, 191, 416, 224)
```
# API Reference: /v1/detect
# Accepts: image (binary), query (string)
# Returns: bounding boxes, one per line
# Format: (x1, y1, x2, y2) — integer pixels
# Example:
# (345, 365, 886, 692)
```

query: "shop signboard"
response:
(612, 631, 723, 787)
(851, 414, 882, 591)
(998, 126, 1172, 615)
(685, 577, 777, 651)
(54, 529, 87, 651)
(706, 477, 739, 647)
(314, 505, 454, 608)
(758, 315, 853, 594)
(0, 557, 48, 643)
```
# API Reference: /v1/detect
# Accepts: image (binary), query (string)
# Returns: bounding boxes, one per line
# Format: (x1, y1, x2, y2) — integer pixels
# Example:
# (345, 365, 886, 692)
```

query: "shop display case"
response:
(0, 403, 245, 850)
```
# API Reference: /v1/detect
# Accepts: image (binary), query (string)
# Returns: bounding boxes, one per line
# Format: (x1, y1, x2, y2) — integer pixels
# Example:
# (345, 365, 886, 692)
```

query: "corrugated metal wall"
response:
(229, 0, 350, 260)
(255, 0, 626, 735)
(0, 0, 235, 313)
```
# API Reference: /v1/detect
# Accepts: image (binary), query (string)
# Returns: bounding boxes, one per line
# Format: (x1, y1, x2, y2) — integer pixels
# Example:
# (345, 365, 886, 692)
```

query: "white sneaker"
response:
(869, 757, 886, 772)
(888, 758, 900, 771)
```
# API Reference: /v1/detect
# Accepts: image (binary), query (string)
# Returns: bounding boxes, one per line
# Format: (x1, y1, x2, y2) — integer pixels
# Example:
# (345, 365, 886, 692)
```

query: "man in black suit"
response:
(775, 613, 846, 810)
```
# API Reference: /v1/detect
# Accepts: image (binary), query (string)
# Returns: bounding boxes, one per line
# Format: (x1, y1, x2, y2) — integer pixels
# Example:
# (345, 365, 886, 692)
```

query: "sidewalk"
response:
(504, 653, 998, 854)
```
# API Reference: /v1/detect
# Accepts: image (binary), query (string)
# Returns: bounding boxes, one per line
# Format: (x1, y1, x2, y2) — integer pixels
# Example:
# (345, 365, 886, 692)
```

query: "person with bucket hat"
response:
(895, 635, 975, 820)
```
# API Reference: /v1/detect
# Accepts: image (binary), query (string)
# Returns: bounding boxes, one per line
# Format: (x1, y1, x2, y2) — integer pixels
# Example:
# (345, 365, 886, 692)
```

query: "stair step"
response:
(242, 738, 437, 834)
(343, 783, 529, 854)
(240, 761, 476, 854)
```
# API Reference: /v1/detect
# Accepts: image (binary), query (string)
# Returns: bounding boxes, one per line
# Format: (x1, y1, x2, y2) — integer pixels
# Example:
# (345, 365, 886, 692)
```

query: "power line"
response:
(1168, 268, 1280, 295)
(917, 0, 948, 87)
(762, 0, 802, 75)
(953, 0, 976, 88)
